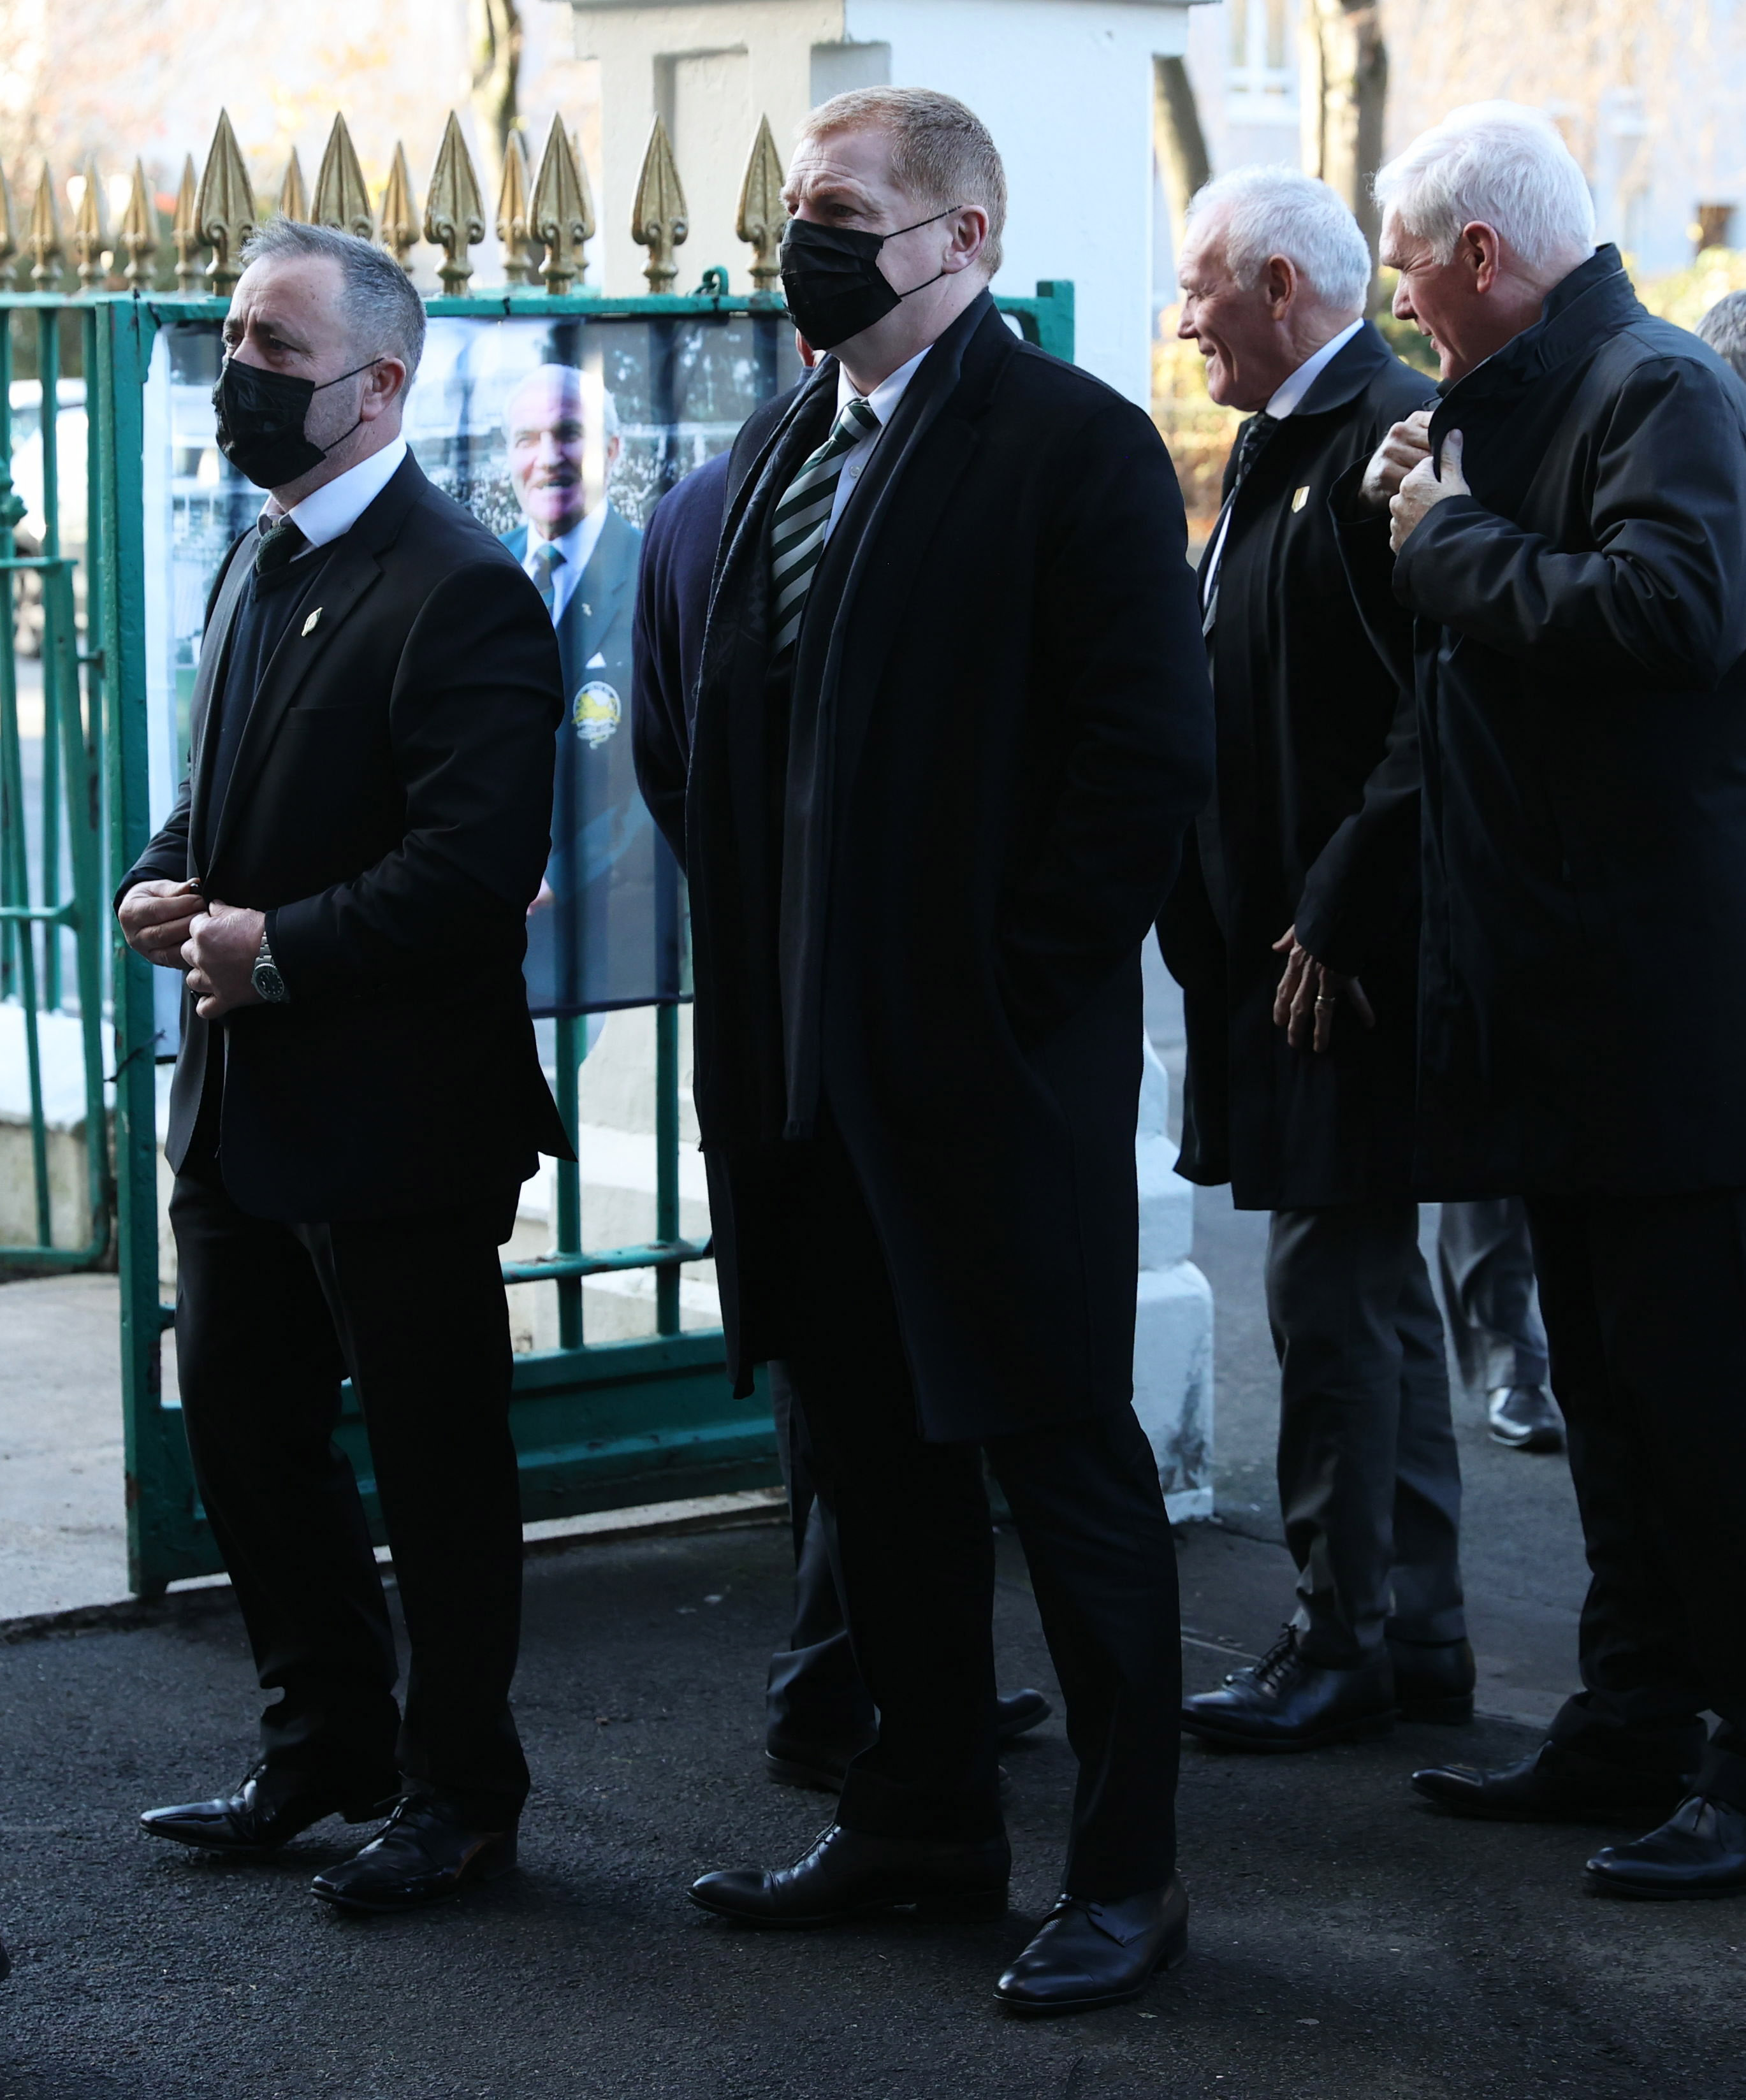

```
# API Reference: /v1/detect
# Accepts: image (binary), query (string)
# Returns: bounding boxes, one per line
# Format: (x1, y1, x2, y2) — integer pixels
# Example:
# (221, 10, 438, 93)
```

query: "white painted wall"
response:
(565, 0, 1207, 400)
(840, 0, 1198, 401)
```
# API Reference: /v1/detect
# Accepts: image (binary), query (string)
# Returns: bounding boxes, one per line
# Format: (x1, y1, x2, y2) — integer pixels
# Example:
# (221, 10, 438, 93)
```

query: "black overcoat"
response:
(120, 453, 571, 1220)
(633, 294, 1214, 1440)
(1159, 322, 1434, 1209)
(1335, 247, 1746, 1195)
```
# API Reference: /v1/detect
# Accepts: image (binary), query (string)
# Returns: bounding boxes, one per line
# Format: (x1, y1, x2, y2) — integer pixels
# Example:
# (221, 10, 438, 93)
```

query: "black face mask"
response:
(211, 355, 381, 489)
(778, 208, 962, 352)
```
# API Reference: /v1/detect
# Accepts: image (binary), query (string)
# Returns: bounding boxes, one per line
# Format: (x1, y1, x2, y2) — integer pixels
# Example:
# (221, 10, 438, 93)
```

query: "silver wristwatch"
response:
(251, 927, 289, 1005)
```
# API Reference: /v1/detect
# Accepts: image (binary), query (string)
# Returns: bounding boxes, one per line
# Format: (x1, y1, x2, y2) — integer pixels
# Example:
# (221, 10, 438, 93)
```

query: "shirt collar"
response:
(837, 344, 931, 428)
(277, 435, 408, 549)
(523, 501, 608, 584)
(1265, 319, 1365, 421)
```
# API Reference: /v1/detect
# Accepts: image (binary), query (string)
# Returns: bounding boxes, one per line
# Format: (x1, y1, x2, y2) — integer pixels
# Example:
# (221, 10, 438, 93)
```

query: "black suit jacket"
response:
(121, 451, 571, 1220)
(1337, 248, 1746, 1196)
(634, 294, 1214, 1438)
(1158, 323, 1434, 1208)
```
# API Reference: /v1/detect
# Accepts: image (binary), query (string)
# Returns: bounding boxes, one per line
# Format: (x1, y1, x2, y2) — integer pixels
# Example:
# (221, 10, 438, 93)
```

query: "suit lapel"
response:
(186, 537, 257, 875)
(206, 539, 384, 871)
(566, 509, 633, 669)
(815, 297, 1007, 790)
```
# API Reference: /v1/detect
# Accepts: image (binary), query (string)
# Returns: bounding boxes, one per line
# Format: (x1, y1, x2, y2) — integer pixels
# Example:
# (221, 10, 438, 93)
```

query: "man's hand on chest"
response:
(182, 899, 268, 1020)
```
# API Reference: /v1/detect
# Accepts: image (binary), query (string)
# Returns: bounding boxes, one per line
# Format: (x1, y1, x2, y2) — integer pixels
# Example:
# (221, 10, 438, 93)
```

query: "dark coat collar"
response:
(1431, 246, 1643, 431)
(1295, 319, 1413, 419)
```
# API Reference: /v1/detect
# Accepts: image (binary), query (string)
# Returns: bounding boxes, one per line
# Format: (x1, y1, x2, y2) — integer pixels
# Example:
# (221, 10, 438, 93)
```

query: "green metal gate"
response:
(0, 277, 1073, 1597)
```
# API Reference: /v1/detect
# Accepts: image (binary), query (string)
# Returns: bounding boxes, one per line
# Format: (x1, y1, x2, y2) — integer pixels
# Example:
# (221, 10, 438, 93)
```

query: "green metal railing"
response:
(1, 277, 1074, 1595)
(0, 300, 112, 1271)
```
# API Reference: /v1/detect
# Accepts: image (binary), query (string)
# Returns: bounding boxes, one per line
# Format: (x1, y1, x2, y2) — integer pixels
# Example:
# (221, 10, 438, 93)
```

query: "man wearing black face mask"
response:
(116, 221, 567, 1914)
(637, 89, 1213, 2015)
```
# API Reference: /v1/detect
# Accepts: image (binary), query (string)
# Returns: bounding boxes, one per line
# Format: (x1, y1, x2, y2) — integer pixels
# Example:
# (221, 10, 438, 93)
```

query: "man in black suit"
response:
(498, 365, 651, 1013)
(117, 221, 567, 1912)
(1342, 102, 1746, 1897)
(1158, 169, 1473, 1754)
(635, 88, 1213, 2013)
(632, 440, 1051, 1795)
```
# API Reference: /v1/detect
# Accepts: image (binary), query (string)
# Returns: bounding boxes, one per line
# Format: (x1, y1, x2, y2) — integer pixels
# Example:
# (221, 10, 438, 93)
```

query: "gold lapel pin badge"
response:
(1291, 486, 1310, 514)
(302, 607, 323, 636)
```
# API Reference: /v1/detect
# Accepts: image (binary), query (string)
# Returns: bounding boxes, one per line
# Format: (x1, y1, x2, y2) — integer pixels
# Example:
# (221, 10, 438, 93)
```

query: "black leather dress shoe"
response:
(766, 1690, 1051, 1793)
(1390, 1637, 1476, 1724)
(1411, 1742, 1688, 1825)
(995, 1878, 1189, 2016)
(1181, 1628, 1395, 1751)
(688, 1822, 1010, 1927)
(310, 1795, 517, 1913)
(1487, 1385, 1563, 1452)
(140, 1764, 398, 1855)
(1585, 1795, 1746, 1899)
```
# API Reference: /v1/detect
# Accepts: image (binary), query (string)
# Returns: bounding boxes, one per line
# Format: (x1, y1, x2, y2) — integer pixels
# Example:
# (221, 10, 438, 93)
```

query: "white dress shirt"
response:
(824, 345, 932, 542)
(518, 502, 609, 626)
(270, 435, 409, 552)
(1201, 318, 1365, 602)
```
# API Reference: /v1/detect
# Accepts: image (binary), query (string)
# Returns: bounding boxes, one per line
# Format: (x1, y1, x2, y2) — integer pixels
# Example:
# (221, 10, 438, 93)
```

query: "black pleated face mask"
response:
(778, 208, 962, 351)
(211, 354, 381, 489)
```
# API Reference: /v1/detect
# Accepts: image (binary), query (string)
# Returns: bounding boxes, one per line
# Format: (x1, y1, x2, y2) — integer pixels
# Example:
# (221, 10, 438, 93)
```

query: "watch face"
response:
(252, 962, 288, 1004)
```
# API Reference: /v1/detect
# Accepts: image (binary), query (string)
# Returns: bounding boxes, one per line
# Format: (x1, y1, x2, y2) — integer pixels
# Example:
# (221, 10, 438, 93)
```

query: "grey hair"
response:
(1696, 291, 1746, 382)
(238, 219, 426, 387)
(1184, 166, 1372, 315)
(1374, 101, 1596, 276)
(503, 362, 621, 441)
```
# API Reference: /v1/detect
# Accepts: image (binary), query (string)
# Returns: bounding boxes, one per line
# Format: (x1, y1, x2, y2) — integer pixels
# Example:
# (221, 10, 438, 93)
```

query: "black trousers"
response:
(772, 1122, 1181, 1901)
(1527, 1190, 1746, 1809)
(1437, 1196, 1549, 1394)
(1267, 1200, 1466, 1665)
(169, 1168, 529, 1825)
(765, 1369, 875, 1757)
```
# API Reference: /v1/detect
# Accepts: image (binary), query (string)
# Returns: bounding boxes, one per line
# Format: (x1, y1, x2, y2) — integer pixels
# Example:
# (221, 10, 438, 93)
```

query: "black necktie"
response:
(255, 514, 309, 576)
(1202, 412, 1281, 638)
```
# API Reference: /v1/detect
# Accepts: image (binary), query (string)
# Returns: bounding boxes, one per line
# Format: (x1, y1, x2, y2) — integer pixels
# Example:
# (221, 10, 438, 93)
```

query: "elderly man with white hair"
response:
(1160, 168, 1471, 1756)
(1338, 101, 1746, 1899)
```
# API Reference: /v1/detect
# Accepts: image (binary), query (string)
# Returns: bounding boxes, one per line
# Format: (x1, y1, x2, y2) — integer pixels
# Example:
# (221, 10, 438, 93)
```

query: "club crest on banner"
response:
(573, 680, 622, 746)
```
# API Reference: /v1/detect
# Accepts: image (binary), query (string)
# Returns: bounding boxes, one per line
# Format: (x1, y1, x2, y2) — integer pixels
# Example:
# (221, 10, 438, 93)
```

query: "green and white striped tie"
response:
(769, 395, 881, 658)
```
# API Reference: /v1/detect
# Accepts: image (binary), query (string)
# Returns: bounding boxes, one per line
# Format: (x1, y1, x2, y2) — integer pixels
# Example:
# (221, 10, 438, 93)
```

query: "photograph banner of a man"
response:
(140, 307, 803, 1019)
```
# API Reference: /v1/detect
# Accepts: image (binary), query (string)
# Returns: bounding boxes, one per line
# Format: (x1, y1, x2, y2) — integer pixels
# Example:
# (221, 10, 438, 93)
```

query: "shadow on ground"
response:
(3, 1520, 1743, 2100)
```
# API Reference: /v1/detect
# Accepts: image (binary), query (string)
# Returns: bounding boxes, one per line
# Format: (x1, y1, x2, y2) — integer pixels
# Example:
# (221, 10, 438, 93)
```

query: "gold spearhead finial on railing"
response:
(278, 148, 309, 224)
(313, 112, 373, 239)
(736, 115, 787, 293)
(173, 154, 202, 289)
(28, 162, 65, 289)
(0, 166, 17, 293)
(632, 116, 688, 291)
(120, 159, 159, 290)
(379, 142, 419, 271)
(73, 157, 108, 291)
(194, 109, 259, 293)
(495, 128, 536, 286)
(425, 111, 485, 293)
(531, 113, 594, 294)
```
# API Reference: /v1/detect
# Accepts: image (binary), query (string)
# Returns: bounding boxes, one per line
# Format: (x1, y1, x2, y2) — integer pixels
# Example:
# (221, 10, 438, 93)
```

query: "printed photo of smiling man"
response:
(498, 361, 648, 1013)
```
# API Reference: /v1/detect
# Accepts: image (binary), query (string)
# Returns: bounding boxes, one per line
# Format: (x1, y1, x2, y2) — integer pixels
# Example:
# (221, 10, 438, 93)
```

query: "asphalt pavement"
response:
(4, 1173, 1745, 2098)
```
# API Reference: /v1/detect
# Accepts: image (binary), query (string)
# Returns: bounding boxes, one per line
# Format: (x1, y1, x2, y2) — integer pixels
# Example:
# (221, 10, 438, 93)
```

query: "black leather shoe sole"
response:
(138, 1793, 393, 1857)
(1584, 1865, 1746, 1901)
(764, 1749, 848, 1793)
(1182, 1707, 1397, 1753)
(687, 1881, 1009, 1929)
(310, 1830, 518, 1913)
(994, 1915, 1189, 2017)
(1410, 1774, 1680, 1825)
